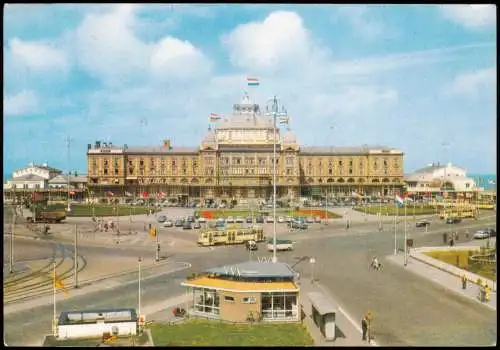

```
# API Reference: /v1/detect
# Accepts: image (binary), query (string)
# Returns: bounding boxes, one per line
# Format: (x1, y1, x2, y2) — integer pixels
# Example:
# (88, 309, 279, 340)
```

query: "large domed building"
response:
(86, 93, 404, 204)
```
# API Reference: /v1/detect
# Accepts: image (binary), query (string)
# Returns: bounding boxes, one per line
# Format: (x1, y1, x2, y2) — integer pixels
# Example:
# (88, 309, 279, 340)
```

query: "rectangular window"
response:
(224, 295, 235, 302)
(114, 168, 119, 175)
(104, 169, 108, 175)
(242, 297, 256, 304)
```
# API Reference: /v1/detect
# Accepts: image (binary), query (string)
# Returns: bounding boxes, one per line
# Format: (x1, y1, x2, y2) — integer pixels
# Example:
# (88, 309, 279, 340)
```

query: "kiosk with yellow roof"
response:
(181, 261, 300, 323)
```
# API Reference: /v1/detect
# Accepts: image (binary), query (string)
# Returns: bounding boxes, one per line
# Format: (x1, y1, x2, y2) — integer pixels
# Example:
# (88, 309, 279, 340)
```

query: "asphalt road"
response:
(3, 212, 496, 346)
(274, 218, 497, 346)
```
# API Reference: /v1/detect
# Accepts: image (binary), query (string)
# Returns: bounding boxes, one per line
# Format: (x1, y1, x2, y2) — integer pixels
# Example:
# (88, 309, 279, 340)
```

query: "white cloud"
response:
(150, 37, 212, 81)
(441, 5, 496, 29)
(335, 5, 388, 40)
(4, 90, 39, 116)
(222, 11, 316, 71)
(445, 67, 496, 97)
(75, 5, 151, 85)
(8, 37, 68, 72)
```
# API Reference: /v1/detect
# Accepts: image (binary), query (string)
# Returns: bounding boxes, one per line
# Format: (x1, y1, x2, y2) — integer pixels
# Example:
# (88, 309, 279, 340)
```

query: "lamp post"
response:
(265, 96, 288, 264)
(138, 257, 142, 316)
(309, 257, 316, 284)
(65, 136, 73, 213)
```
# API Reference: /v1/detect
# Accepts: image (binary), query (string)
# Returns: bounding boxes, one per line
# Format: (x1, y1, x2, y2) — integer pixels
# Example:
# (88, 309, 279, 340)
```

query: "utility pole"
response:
(65, 136, 72, 213)
(138, 257, 142, 316)
(74, 224, 79, 288)
(10, 207, 15, 273)
(155, 225, 160, 262)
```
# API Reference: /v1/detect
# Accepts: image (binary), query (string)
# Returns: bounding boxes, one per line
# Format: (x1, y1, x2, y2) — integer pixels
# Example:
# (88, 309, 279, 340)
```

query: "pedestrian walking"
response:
(461, 274, 467, 290)
(361, 316, 368, 341)
(449, 238, 455, 247)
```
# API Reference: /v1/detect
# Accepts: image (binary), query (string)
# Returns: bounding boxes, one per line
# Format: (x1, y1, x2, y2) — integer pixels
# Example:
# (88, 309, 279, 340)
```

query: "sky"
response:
(3, 4, 497, 178)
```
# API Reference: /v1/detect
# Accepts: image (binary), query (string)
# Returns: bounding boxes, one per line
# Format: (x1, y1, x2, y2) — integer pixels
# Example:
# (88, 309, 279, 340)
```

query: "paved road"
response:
(273, 219, 497, 346)
(3, 245, 250, 346)
(3, 210, 496, 346)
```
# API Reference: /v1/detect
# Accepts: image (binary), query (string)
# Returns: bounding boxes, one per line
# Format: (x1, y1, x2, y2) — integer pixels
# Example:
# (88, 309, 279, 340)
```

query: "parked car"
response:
(193, 221, 201, 229)
(256, 216, 264, 224)
(415, 220, 431, 228)
(157, 215, 167, 223)
(278, 216, 285, 223)
(487, 228, 496, 237)
(266, 216, 274, 223)
(226, 216, 235, 223)
(198, 217, 206, 223)
(245, 240, 258, 251)
(187, 216, 195, 223)
(314, 216, 321, 223)
(163, 220, 173, 227)
(235, 216, 244, 223)
(285, 216, 293, 223)
(183, 222, 192, 230)
(446, 217, 462, 224)
(175, 219, 184, 227)
(246, 216, 253, 223)
(473, 229, 490, 239)
(305, 217, 314, 224)
(267, 239, 294, 251)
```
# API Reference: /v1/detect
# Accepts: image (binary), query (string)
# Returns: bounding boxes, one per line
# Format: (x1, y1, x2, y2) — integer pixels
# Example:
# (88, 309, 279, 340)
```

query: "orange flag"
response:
(53, 271, 69, 296)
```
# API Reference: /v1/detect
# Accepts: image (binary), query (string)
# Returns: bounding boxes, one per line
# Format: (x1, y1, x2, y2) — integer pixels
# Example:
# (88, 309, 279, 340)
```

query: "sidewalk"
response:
(386, 253, 496, 311)
(298, 277, 375, 346)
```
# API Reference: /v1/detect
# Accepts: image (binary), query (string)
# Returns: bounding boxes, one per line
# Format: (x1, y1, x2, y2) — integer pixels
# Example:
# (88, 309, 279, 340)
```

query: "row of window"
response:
(223, 296, 256, 304)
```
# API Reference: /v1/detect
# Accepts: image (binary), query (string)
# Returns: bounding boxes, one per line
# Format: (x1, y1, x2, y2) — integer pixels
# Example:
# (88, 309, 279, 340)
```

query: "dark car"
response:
(256, 216, 264, 224)
(245, 240, 258, 251)
(157, 215, 167, 223)
(183, 222, 192, 230)
(486, 227, 496, 237)
(175, 219, 184, 227)
(415, 220, 430, 228)
(246, 216, 253, 223)
(187, 216, 195, 223)
(192, 221, 201, 229)
(446, 217, 461, 224)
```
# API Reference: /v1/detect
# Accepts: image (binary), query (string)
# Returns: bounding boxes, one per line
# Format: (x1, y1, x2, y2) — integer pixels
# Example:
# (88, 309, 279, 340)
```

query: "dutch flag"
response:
(209, 113, 222, 122)
(395, 194, 405, 207)
(247, 77, 260, 87)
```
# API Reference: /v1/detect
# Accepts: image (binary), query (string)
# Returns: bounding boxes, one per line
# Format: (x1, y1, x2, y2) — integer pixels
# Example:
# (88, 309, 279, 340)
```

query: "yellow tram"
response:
(197, 226, 265, 247)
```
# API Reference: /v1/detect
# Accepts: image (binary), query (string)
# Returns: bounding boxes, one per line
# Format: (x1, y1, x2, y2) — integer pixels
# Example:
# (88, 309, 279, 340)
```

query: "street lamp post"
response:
(65, 136, 72, 213)
(309, 257, 316, 284)
(138, 257, 142, 316)
(265, 96, 288, 264)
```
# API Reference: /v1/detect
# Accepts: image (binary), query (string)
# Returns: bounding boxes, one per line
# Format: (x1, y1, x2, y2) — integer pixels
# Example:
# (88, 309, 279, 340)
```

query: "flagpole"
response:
(53, 260, 57, 336)
(394, 197, 398, 255)
(404, 200, 408, 267)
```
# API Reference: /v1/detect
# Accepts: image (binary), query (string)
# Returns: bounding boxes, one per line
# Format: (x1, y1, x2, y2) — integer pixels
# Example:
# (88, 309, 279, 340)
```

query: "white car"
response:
(278, 216, 285, 223)
(285, 216, 293, 223)
(198, 217, 206, 223)
(266, 216, 274, 223)
(235, 216, 244, 223)
(473, 230, 490, 239)
(226, 216, 235, 223)
(163, 220, 173, 227)
(305, 217, 314, 223)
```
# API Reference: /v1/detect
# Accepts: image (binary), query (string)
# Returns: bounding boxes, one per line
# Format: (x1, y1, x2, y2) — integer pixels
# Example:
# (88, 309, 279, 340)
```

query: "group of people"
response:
(370, 257, 382, 271)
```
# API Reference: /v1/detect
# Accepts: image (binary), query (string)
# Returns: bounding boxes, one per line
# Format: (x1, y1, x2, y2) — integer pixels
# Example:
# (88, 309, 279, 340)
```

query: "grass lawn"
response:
(424, 249, 496, 281)
(353, 205, 437, 216)
(197, 209, 340, 219)
(43, 333, 149, 347)
(43, 204, 155, 217)
(150, 319, 314, 346)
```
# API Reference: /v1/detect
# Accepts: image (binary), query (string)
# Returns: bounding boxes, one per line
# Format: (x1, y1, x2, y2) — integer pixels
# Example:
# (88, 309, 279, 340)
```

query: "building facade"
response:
(404, 162, 478, 198)
(87, 94, 405, 203)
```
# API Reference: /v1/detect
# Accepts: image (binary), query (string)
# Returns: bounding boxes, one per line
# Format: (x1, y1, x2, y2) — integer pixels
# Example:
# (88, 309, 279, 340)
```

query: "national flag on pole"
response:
(395, 194, 405, 207)
(53, 271, 69, 296)
(247, 77, 260, 86)
(209, 113, 222, 122)
(107, 191, 114, 197)
(279, 115, 289, 125)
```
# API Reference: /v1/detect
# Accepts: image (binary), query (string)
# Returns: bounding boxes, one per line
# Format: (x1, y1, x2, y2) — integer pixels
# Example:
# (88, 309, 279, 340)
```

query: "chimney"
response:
(96, 141, 101, 148)
(87, 144, 92, 150)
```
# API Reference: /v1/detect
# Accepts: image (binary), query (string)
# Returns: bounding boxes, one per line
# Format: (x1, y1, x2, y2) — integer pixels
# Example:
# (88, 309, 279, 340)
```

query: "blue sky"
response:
(3, 4, 497, 177)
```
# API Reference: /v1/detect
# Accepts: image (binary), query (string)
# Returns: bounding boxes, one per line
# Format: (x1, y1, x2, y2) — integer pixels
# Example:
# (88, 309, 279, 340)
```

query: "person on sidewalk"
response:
(361, 316, 368, 341)
(461, 274, 467, 290)
(443, 233, 448, 245)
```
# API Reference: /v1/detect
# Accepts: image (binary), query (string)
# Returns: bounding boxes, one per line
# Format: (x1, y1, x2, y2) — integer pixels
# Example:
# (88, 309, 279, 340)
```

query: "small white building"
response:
(49, 174, 88, 190)
(5, 163, 62, 190)
(405, 162, 477, 196)
(57, 308, 137, 340)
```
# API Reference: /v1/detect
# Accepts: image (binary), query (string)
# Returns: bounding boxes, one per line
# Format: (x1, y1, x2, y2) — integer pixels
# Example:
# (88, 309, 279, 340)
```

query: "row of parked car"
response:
(473, 228, 496, 239)
(415, 217, 464, 228)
